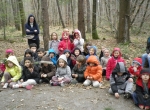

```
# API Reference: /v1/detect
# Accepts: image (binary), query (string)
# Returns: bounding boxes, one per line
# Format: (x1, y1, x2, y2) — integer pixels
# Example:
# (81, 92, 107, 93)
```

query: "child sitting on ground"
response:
(132, 68, 150, 110)
(12, 57, 40, 90)
(29, 43, 38, 60)
(50, 54, 72, 86)
(48, 49, 57, 66)
(1, 56, 22, 88)
(71, 55, 86, 84)
(83, 55, 102, 87)
(109, 62, 133, 99)
(86, 46, 98, 60)
(82, 42, 92, 56)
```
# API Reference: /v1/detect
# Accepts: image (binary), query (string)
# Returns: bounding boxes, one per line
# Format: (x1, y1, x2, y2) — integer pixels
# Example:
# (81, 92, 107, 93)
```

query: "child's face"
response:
(141, 74, 150, 81)
(76, 61, 81, 66)
(117, 72, 123, 76)
(75, 33, 79, 39)
(89, 48, 95, 55)
(24, 60, 31, 68)
(104, 50, 110, 57)
(51, 33, 57, 40)
(86, 45, 91, 50)
(63, 29, 69, 36)
(38, 51, 45, 58)
(133, 63, 139, 68)
(89, 63, 95, 67)
(7, 61, 14, 68)
(43, 63, 48, 67)
(65, 52, 70, 58)
(49, 53, 54, 58)
(114, 51, 120, 57)
(74, 50, 80, 56)
(63, 33, 69, 39)
(30, 47, 37, 53)
(59, 59, 65, 67)
(101, 46, 105, 52)
(25, 54, 31, 57)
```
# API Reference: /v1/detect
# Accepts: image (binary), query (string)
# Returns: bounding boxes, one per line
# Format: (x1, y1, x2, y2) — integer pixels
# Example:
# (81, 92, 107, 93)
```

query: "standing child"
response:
(132, 68, 150, 110)
(1, 56, 21, 88)
(106, 47, 125, 80)
(71, 55, 86, 84)
(48, 49, 57, 66)
(40, 56, 56, 83)
(12, 57, 40, 90)
(50, 54, 72, 86)
(48, 32, 60, 57)
(83, 55, 102, 87)
(109, 62, 133, 99)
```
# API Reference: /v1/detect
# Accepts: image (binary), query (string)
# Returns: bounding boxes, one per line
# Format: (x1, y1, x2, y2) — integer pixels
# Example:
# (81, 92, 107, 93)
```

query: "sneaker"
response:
(60, 82, 65, 87)
(124, 93, 131, 99)
(12, 84, 19, 89)
(3, 83, 8, 89)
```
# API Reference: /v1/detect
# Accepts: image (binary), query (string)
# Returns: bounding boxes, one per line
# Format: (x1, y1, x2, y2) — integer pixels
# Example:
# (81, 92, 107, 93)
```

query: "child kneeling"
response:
(109, 62, 133, 99)
(83, 55, 102, 87)
(132, 68, 150, 110)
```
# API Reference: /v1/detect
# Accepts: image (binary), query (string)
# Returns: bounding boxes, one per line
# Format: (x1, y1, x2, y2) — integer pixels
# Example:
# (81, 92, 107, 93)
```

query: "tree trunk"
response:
(41, 0, 50, 50)
(11, 0, 20, 30)
(70, 0, 75, 29)
(86, 0, 91, 33)
(17, 0, 26, 36)
(56, 0, 65, 28)
(78, 0, 86, 40)
(117, 0, 130, 43)
(92, 0, 99, 39)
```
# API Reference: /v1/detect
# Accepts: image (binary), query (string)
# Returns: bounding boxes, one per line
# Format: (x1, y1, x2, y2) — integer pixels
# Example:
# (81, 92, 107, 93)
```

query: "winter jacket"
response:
(106, 48, 125, 80)
(40, 56, 56, 79)
(48, 40, 59, 55)
(48, 49, 57, 65)
(110, 62, 131, 93)
(1, 56, 22, 82)
(22, 65, 40, 83)
(58, 32, 74, 55)
(84, 55, 102, 82)
(72, 63, 86, 82)
(73, 30, 84, 52)
(25, 14, 39, 40)
(55, 54, 72, 79)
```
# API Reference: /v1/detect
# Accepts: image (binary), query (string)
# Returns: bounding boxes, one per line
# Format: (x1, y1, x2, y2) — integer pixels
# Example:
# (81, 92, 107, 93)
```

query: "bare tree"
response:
(41, 0, 50, 50)
(70, 0, 75, 29)
(86, 0, 91, 33)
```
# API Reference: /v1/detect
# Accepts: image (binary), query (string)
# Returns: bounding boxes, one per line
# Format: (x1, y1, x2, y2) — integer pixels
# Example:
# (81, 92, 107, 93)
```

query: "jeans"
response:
(142, 53, 150, 69)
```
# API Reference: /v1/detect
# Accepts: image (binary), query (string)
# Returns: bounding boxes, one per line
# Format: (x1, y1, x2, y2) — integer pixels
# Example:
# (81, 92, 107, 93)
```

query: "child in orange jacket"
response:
(83, 55, 102, 87)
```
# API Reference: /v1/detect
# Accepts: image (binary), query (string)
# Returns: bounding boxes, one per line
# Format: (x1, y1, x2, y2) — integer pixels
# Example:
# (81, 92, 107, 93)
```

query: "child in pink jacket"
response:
(106, 48, 125, 80)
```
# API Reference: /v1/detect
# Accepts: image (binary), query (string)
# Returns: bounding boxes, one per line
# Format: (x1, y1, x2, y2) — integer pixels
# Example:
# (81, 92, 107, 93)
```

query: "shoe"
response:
(12, 84, 19, 89)
(60, 82, 65, 87)
(26, 85, 33, 90)
(3, 83, 8, 89)
(39, 79, 43, 84)
(124, 93, 131, 99)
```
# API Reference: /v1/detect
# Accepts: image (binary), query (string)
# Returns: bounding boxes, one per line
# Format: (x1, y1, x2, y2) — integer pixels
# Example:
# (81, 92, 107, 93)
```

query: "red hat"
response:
(133, 57, 142, 66)
(5, 49, 13, 54)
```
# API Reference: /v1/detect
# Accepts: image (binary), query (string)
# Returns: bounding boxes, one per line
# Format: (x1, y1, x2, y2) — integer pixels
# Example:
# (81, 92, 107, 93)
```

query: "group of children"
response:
(0, 28, 150, 109)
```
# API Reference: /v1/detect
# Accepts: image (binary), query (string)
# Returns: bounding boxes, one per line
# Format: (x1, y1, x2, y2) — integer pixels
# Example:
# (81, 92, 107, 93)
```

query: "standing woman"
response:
(25, 14, 40, 49)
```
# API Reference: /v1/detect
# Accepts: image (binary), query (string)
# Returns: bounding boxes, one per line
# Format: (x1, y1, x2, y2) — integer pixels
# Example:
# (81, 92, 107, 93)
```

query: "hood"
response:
(7, 56, 20, 67)
(72, 47, 82, 56)
(48, 49, 56, 55)
(113, 62, 126, 73)
(24, 49, 33, 57)
(88, 46, 97, 55)
(74, 29, 82, 39)
(40, 56, 53, 64)
(140, 68, 150, 75)
(86, 55, 100, 65)
(112, 47, 122, 58)
(57, 54, 67, 64)
(61, 32, 70, 40)
(27, 14, 37, 26)
(132, 57, 142, 66)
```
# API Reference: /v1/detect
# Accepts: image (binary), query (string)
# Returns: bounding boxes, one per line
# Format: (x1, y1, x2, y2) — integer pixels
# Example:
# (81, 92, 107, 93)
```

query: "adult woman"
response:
(25, 14, 40, 49)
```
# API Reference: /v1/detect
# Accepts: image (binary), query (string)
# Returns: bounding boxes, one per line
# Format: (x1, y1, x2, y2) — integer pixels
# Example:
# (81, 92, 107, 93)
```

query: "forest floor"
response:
(0, 26, 147, 110)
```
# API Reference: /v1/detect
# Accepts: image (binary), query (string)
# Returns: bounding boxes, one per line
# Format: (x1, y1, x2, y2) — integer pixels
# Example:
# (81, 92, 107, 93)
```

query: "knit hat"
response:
(140, 68, 150, 75)
(40, 56, 53, 64)
(5, 49, 13, 54)
(132, 57, 142, 66)
(114, 62, 126, 73)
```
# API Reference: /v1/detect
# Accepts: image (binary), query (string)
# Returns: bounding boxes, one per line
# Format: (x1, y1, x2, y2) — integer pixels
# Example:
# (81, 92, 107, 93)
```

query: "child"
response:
(99, 46, 106, 61)
(73, 29, 84, 52)
(50, 54, 72, 86)
(83, 42, 92, 56)
(106, 47, 125, 80)
(29, 43, 38, 60)
(63, 49, 73, 70)
(48, 49, 57, 65)
(12, 57, 40, 90)
(71, 55, 86, 84)
(132, 68, 150, 109)
(1, 56, 22, 88)
(83, 55, 102, 87)
(40, 56, 56, 83)
(128, 57, 142, 77)
(58, 31, 74, 55)
(5, 49, 14, 58)
(86, 46, 98, 60)
(100, 48, 111, 76)
(108, 62, 133, 99)
(48, 32, 60, 56)
(71, 47, 82, 66)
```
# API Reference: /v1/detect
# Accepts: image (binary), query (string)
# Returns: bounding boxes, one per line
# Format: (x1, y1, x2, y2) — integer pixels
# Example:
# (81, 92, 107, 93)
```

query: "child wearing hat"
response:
(108, 62, 133, 99)
(132, 68, 150, 110)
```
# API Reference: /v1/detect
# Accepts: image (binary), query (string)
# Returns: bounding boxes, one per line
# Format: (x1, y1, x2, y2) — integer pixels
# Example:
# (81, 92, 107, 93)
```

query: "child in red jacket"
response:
(106, 47, 125, 80)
